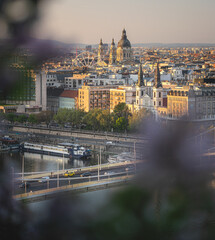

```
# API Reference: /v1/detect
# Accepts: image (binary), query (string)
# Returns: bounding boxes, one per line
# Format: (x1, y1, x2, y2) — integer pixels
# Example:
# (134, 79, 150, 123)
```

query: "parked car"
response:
(125, 165, 135, 171)
(19, 182, 30, 188)
(106, 141, 113, 145)
(104, 171, 115, 176)
(80, 172, 92, 177)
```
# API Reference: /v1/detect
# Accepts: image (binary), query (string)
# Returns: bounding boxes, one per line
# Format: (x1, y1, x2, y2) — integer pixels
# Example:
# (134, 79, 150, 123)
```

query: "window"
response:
(159, 101, 161, 106)
(159, 92, 161, 98)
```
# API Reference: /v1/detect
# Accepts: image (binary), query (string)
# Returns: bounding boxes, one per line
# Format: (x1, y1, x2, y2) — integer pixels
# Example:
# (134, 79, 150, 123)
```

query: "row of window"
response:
(154, 101, 162, 106)
(154, 92, 162, 98)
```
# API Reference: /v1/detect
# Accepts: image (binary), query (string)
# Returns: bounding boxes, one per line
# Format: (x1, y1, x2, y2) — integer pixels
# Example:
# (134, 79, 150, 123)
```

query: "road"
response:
(14, 162, 140, 195)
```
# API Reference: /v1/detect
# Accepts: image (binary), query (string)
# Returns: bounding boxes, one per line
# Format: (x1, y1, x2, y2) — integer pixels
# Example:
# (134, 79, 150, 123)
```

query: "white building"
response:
(35, 71, 47, 111)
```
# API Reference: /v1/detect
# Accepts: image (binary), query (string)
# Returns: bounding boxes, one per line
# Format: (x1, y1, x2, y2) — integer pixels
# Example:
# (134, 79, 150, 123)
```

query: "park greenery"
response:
(3, 103, 152, 132)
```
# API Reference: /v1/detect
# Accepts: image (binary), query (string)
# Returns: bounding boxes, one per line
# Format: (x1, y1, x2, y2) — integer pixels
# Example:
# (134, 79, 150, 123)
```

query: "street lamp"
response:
(57, 159, 63, 188)
(97, 154, 100, 181)
(100, 146, 102, 170)
(134, 141, 136, 173)
(22, 154, 24, 182)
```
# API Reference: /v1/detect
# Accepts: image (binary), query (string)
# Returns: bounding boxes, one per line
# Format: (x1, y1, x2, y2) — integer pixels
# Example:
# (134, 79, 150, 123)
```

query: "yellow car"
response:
(64, 171, 75, 177)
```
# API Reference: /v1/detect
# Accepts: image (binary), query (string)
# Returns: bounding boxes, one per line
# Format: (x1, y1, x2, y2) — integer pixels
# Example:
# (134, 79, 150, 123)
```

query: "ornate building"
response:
(116, 29, 133, 63)
(135, 65, 154, 111)
(153, 62, 167, 110)
(109, 39, 116, 65)
(137, 64, 144, 87)
(98, 38, 104, 62)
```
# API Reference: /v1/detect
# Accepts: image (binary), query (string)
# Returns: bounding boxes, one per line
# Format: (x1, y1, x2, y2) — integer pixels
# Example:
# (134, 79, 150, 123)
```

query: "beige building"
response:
(167, 89, 189, 118)
(166, 86, 215, 119)
(78, 85, 115, 112)
(110, 86, 136, 112)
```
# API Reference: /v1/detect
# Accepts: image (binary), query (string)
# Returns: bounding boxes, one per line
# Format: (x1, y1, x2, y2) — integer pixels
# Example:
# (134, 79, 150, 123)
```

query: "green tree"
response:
(113, 103, 130, 131)
(28, 114, 38, 124)
(113, 102, 130, 119)
(96, 110, 114, 131)
(17, 114, 28, 123)
(54, 108, 70, 126)
(68, 109, 86, 128)
(115, 117, 127, 132)
(37, 111, 54, 127)
(83, 109, 102, 130)
(5, 113, 17, 123)
(129, 108, 152, 131)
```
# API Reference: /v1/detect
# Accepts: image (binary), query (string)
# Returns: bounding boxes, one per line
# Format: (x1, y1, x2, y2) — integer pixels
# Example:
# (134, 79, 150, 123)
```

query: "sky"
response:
(32, 0, 215, 44)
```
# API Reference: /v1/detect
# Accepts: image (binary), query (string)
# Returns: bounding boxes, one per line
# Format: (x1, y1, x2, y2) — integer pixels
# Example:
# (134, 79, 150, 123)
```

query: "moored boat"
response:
(21, 142, 91, 159)
(58, 143, 91, 159)
(21, 142, 71, 157)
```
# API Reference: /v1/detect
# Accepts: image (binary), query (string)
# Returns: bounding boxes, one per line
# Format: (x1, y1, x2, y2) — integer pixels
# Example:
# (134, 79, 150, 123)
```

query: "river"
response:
(0, 150, 110, 174)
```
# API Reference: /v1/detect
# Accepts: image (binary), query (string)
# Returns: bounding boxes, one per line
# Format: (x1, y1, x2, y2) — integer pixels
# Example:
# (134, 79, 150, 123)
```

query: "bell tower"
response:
(98, 38, 104, 62)
(153, 62, 166, 109)
(109, 38, 116, 65)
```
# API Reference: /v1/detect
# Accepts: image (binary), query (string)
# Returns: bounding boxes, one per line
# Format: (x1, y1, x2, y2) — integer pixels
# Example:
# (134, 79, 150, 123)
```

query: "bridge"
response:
(13, 161, 140, 203)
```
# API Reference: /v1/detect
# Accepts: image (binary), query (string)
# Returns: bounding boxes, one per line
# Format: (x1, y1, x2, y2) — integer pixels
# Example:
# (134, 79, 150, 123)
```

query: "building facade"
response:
(116, 29, 133, 63)
(109, 39, 116, 65)
(98, 39, 105, 63)
(166, 87, 215, 119)
(110, 86, 136, 112)
(153, 63, 168, 109)
(59, 90, 78, 109)
(78, 85, 114, 112)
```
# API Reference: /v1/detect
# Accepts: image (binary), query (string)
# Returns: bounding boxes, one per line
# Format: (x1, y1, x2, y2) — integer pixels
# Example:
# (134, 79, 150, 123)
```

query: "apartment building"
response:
(78, 85, 117, 112)
(110, 86, 136, 112)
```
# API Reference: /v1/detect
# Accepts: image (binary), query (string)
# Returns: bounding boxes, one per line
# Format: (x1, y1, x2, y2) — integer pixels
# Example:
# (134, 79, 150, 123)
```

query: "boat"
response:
(0, 144, 10, 152)
(108, 152, 135, 163)
(21, 142, 91, 159)
(58, 143, 91, 159)
(0, 136, 20, 151)
(108, 155, 118, 163)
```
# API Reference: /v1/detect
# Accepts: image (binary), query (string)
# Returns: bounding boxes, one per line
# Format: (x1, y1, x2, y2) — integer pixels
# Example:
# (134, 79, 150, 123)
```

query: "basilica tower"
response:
(116, 29, 132, 63)
(109, 38, 116, 65)
(137, 64, 144, 87)
(98, 38, 104, 62)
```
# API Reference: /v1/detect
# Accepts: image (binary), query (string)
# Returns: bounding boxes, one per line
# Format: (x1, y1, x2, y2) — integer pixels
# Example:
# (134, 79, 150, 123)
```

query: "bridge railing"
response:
(14, 174, 133, 200)
(15, 160, 140, 180)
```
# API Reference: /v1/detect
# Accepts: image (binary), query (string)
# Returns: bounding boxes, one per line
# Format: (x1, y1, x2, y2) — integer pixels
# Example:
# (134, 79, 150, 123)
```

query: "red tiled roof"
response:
(60, 90, 78, 98)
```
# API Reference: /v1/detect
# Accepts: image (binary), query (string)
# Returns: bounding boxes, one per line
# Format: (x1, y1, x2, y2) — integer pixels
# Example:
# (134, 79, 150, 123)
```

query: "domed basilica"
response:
(98, 29, 133, 65)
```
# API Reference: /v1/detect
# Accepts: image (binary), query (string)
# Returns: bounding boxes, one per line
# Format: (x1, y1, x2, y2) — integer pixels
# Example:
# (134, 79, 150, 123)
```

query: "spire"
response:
(137, 64, 144, 87)
(99, 38, 103, 45)
(111, 38, 115, 45)
(109, 38, 116, 65)
(154, 62, 162, 88)
(122, 29, 126, 38)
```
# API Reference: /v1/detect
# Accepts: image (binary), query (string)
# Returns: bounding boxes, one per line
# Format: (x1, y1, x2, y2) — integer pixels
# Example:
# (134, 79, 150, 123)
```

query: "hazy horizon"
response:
(32, 0, 215, 45)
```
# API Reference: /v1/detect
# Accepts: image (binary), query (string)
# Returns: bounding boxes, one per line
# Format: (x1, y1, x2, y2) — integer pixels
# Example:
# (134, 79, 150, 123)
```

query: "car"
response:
(38, 177, 50, 182)
(125, 165, 135, 171)
(64, 124, 71, 128)
(106, 141, 113, 145)
(80, 172, 92, 177)
(64, 171, 75, 177)
(104, 171, 115, 176)
(19, 182, 30, 188)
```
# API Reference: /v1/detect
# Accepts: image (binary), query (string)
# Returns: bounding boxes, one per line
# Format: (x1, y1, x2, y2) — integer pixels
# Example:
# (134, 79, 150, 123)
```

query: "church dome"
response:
(117, 29, 131, 48)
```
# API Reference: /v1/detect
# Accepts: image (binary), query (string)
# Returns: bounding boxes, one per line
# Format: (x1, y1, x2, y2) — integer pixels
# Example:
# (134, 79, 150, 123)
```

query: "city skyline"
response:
(32, 0, 215, 45)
